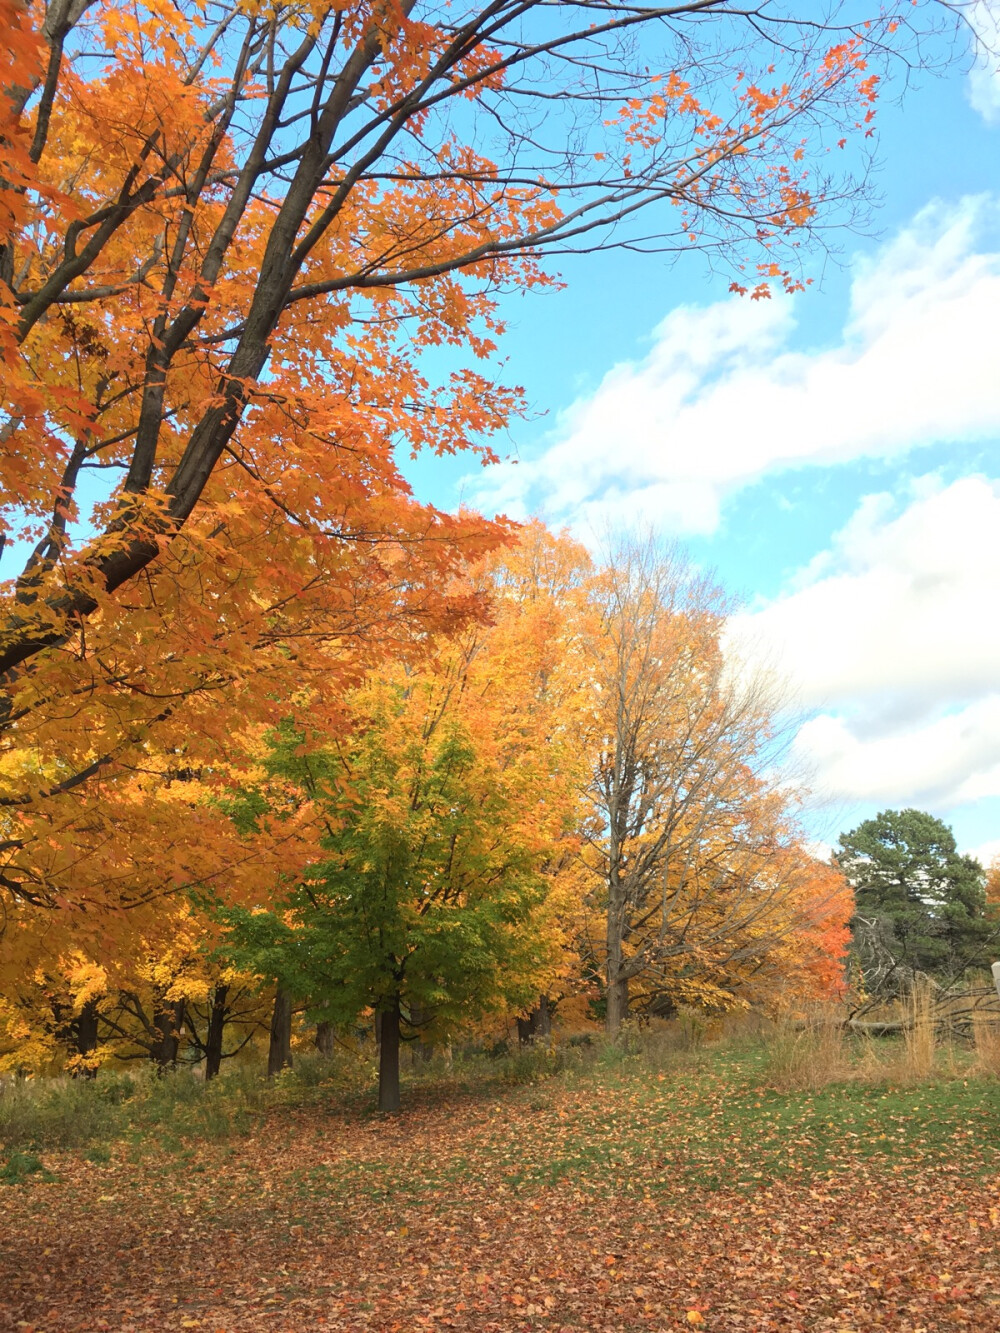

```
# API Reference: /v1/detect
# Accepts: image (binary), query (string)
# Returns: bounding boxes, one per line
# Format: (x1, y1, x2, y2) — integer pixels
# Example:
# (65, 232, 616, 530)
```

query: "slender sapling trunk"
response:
(378, 996, 401, 1113)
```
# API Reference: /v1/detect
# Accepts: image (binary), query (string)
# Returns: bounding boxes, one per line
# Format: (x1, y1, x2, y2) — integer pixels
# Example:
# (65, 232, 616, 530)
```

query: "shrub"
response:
(498, 1041, 562, 1085)
(0, 1076, 127, 1150)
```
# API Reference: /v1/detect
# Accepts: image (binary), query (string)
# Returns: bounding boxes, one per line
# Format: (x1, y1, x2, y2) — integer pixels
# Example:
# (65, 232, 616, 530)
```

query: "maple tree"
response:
(579, 535, 852, 1032)
(225, 708, 555, 1114)
(0, 719, 334, 1042)
(0, 522, 857, 1087)
(987, 854, 1000, 911)
(0, 896, 270, 1075)
(0, 0, 940, 966)
(0, 523, 858, 1084)
(724, 846, 854, 1011)
(221, 532, 590, 1110)
(0, 951, 107, 1074)
(471, 521, 597, 1032)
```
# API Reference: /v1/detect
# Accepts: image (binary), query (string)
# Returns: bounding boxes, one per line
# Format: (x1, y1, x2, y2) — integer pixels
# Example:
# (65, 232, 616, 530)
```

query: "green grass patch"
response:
(3, 1031, 1000, 1217)
(1, 1150, 56, 1185)
(189, 1045, 1000, 1215)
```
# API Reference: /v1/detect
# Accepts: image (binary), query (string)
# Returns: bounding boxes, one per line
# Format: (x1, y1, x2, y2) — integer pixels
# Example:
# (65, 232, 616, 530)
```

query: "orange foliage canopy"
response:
(0, 2, 906, 974)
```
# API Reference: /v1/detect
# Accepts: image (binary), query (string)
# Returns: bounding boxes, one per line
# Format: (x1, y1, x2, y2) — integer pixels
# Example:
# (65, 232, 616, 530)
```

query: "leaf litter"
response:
(1, 1061, 998, 1331)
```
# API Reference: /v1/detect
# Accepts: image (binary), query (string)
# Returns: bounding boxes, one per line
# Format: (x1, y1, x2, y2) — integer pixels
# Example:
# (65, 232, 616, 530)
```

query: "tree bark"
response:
(517, 1011, 537, 1046)
(267, 989, 293, 1077)
(537, 994, 552, 1038)
(518, 995, 553, 1045)
(409, 1003, 433, 1062)
(605, 858, 630, 1037)
(204, 984, 228, 1080)
(608, 885, 629, 1039)
(606, 973, 629, 1037)
(152, 998, 184, 1069)
(378, 996, 401, 1113)
(315, 1020, 335, 1057)
(74, 998, 99, 1077)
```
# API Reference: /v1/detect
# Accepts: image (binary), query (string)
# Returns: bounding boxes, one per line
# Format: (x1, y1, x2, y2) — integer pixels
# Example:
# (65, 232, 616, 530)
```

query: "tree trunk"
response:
(267, 989, 293, 1077)
(315, 1020, 335, 1057)
(73, 999, 100, 1077)
(409, 1003, 433, 1062)
(204, 984, 229, 1080)
(378, 997, 401, 1113)
(606, 973, 629, 1037)
(152, 998, 184, 1070)
(518, 996, 553, 1045)
(605, 863, 630, 1037)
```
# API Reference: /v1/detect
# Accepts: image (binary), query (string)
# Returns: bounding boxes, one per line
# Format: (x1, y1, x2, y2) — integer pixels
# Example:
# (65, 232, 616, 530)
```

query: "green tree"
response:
(837, 809, 997, 987)
(224, 650, 570, 1112)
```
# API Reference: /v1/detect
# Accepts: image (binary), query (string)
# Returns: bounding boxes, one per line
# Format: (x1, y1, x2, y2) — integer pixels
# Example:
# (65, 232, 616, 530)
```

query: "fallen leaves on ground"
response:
(1, 1063, 999, 1331)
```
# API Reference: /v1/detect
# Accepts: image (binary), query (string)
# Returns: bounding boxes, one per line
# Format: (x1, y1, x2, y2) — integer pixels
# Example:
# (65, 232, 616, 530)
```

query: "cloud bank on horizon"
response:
(470, 195, 1000, 857)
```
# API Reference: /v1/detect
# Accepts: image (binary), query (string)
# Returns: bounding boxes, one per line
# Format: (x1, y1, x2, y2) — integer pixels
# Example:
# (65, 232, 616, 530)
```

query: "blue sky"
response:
(401, 8, 1000, 865)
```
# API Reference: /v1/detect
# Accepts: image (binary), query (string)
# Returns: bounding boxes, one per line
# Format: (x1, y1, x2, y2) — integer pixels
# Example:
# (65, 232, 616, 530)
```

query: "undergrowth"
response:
(3, 1009, 1000, 1164)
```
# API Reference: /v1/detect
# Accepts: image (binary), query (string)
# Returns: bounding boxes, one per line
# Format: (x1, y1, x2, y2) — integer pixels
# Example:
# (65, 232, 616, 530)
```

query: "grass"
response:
(0, 1053, 364, 1153)
(3, 1011, 1000, 1173)
(265, 1044, 1000, 1208)
(0, 1039, 580, 1157)
(904, 977, 938, 1080)
(0, 1149, 56, 1185)
(4, 1022, 1000, 1329)
(8, 1045, 996, 1216)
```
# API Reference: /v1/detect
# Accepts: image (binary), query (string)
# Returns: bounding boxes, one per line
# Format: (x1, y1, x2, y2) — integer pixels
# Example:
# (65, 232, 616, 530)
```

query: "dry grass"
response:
(760, 1010, 852, 1092)
(972, 1015, 1000, 1076)
(901, 978, 937, 1082)
(758, 983, 965, 1092)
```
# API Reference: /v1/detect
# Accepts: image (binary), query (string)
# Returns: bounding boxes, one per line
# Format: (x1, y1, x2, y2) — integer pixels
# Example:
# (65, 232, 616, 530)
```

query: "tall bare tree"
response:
(585, 536, 835, 1033)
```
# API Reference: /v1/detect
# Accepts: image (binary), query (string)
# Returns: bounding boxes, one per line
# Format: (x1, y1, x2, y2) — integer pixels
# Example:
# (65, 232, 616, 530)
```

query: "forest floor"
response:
(2, 1039, 1000, 1332)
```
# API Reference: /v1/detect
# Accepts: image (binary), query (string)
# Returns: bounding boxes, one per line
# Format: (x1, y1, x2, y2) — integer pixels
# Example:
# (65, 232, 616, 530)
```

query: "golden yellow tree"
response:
(581, 536, 852, 1031)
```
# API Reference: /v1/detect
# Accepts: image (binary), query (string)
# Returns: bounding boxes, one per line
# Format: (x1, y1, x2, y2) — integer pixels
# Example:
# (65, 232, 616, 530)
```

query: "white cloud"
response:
(733, 476, 1000, 813)
(968, 837, 1000, 869)
(470, 194, 1000, 830)
(731, 475, 1000, 717)
(473, 197, 1000, 534)
(791, 702, 1000, 809)
(968, 0, 1000, 125)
